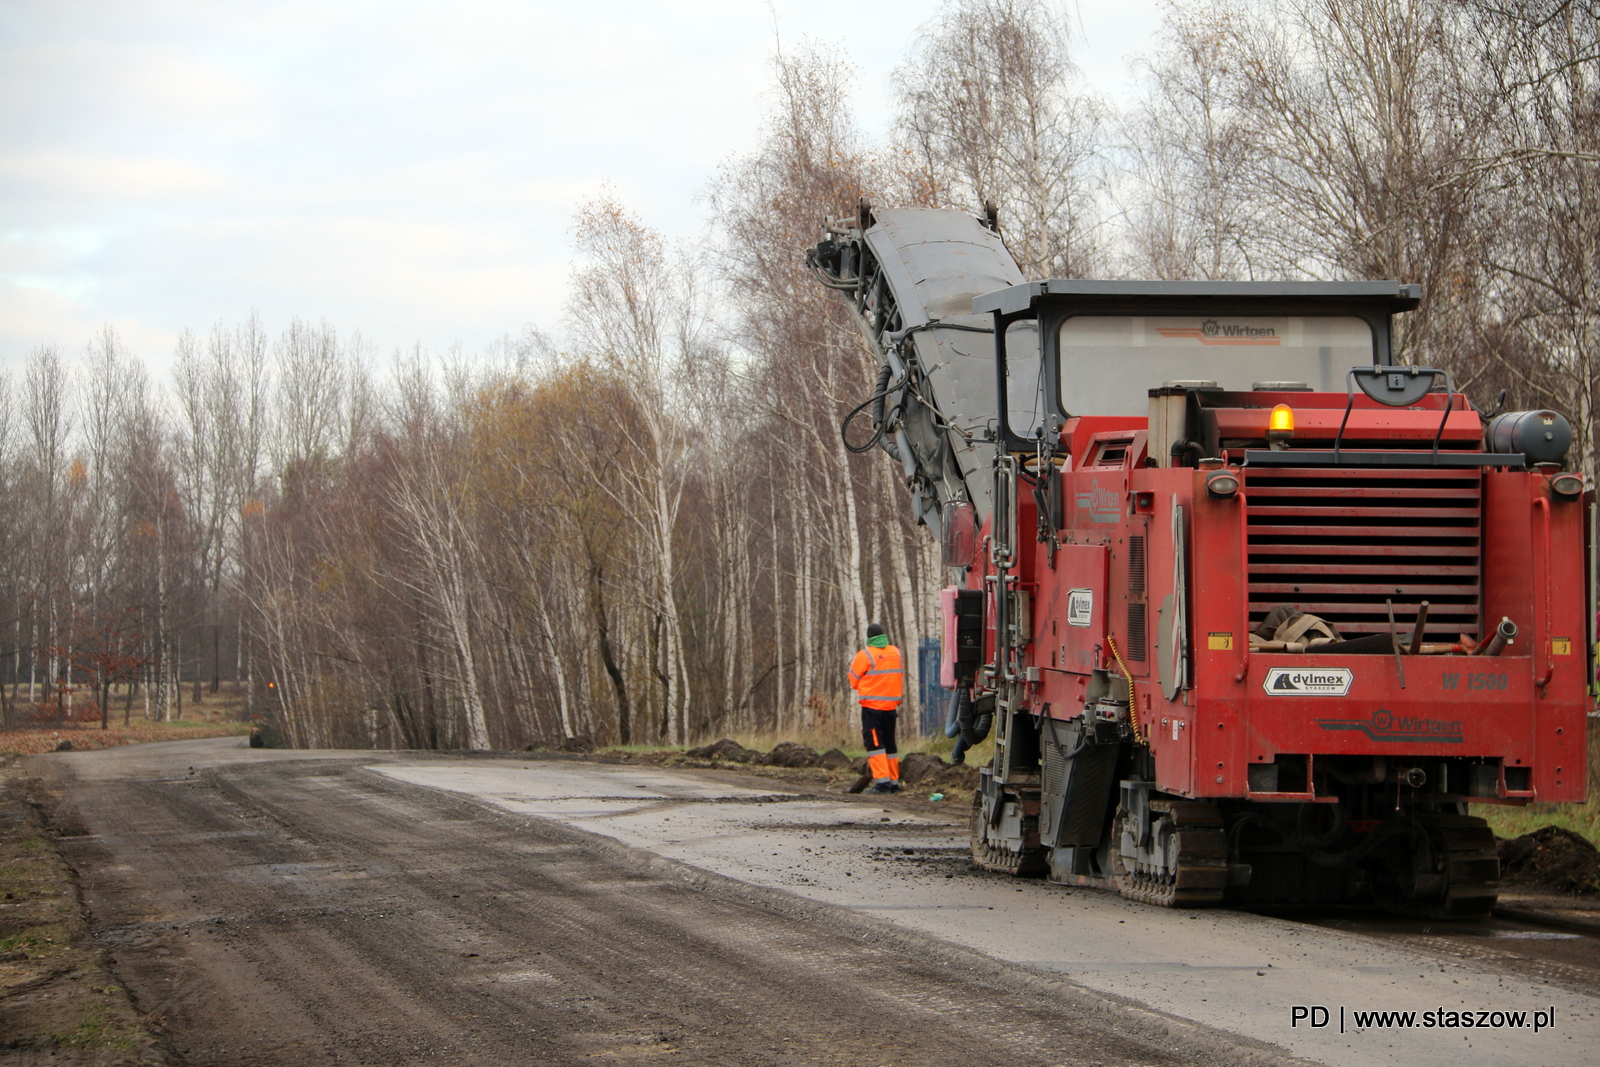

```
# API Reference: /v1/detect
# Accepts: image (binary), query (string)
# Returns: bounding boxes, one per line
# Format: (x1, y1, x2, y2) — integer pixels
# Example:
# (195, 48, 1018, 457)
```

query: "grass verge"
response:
(1476, 723, 1600, 847)
(661, 723, 1595, 845)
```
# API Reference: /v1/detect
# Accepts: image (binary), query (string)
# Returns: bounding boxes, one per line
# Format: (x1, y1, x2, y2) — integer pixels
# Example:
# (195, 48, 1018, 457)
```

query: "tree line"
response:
(6, 0, 1594, 748)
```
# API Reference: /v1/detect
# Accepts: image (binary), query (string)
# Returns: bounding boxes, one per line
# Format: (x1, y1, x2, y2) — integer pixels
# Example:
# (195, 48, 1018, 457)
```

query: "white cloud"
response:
(1, 152, 226, 200)
(0, 0, 1168, 373)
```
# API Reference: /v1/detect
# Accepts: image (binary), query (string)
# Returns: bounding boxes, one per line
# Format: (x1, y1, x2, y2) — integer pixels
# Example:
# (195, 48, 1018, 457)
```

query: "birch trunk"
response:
(536, 594, 575, 740)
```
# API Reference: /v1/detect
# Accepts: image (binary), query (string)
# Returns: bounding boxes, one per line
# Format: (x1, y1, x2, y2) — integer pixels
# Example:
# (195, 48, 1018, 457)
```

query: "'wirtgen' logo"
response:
(1157, 321, 1282, 346)
(1074, 478, 1120, 524)
(1262, 667, 1352, 696)
(1316, 709, 1464, 743)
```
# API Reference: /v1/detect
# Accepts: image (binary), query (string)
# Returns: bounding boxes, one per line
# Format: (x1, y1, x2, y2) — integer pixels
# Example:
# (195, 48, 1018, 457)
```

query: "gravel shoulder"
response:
(0, 758, 167, 1065)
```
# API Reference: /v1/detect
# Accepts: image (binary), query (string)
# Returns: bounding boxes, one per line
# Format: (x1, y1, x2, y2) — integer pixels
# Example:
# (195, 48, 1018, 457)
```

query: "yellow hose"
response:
(1105, 634, 1146, 744)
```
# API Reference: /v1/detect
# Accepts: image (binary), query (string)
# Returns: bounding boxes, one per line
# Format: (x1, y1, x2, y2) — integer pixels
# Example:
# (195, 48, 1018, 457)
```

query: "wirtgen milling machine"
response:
(810, 203, 1592, 916)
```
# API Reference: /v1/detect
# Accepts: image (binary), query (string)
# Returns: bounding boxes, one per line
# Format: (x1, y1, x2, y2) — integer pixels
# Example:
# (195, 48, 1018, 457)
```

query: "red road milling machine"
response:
(810, 203, 1593, 917)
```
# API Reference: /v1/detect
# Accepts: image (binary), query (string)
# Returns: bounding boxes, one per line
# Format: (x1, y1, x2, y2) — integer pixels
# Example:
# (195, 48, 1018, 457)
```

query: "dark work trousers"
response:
(860, 706, 900, 784)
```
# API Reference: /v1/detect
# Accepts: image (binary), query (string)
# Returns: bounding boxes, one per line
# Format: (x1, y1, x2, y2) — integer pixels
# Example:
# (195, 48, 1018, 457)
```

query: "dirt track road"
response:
(29, 740, 1283, 1067)
(28, 739, 1600, 1067)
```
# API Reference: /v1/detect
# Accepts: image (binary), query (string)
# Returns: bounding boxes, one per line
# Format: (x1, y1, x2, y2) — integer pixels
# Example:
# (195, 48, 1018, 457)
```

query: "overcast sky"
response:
(0, 0, 1168, 373)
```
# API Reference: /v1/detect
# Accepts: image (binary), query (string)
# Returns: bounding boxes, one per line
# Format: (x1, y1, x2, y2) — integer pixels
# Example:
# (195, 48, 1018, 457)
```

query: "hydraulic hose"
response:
(870, 360, 893, 438)
(1290, 801, 1348, 851)
(840, 362, 902, 454)
(959, 689, 993, 746)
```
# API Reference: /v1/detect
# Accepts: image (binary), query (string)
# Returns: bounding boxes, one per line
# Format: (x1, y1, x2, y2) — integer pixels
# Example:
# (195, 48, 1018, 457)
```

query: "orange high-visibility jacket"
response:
(848, 644, 904, 710)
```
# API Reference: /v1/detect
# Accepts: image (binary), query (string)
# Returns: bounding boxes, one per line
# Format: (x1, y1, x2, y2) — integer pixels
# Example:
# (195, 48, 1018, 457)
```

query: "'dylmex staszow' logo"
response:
(1262, 667, 1353, 697)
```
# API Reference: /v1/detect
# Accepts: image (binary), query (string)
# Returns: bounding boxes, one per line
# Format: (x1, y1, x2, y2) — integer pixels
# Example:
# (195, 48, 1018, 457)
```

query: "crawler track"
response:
(1113, 799, 1228, 908)
(968, 789, 1048, 876)
(1371, 812, 1501, 920)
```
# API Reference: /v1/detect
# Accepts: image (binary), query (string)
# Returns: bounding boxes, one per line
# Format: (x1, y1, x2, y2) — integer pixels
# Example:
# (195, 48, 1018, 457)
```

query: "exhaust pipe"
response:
(1482, 617, 1517, 657)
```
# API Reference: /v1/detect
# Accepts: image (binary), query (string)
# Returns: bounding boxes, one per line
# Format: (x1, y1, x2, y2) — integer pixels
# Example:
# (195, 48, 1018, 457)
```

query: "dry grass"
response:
(0, 717, 250, 756)
(0, 684, 254, 755)
(1476, 722, 1600, 847)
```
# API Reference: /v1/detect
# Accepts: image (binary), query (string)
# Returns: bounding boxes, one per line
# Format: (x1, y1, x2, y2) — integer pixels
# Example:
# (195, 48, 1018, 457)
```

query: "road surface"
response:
(28, 738, 1600, 1066)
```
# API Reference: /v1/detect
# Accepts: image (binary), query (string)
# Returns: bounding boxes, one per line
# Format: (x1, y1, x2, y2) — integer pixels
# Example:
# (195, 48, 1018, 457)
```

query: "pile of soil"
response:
(682, 738, 851, 770)
(765, 741, 845, 769)
(1497, 826, 1600, 896)
(684, 738, 761, 763)
(898, 752, 978, 790)
(677, 738, 977, 795)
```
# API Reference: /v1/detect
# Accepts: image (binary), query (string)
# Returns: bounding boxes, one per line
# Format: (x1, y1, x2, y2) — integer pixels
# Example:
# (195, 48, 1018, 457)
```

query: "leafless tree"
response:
(895, 0, 1105, 277)
(1117, 7, 1258, 279)
(1461, 0, 1600, 469)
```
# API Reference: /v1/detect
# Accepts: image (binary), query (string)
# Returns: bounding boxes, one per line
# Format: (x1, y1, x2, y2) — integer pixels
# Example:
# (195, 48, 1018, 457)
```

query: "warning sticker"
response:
(1263, 667, 1353, 697)
(1552, 637, 1572, 656)
(1067, 589, 1094, 628)
(1208, 632, 1234, 651)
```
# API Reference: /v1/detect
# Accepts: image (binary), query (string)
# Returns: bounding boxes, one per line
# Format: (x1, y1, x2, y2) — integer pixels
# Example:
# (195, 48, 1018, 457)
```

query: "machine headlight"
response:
(1206, 470, 1241, 498)
(1549, 472, 1585, 499)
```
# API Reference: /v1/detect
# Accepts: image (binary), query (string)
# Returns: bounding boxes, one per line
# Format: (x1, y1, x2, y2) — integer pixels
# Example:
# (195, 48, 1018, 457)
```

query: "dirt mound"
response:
(898, 751, 947, 785)
(1498, 826, 1600, 895)
(685, 738, 760, 763)
(675, 739, 977, 792)
(816, 748, 851, 770)
(898, 752, 979, 791)
(763, 741, 820, 768)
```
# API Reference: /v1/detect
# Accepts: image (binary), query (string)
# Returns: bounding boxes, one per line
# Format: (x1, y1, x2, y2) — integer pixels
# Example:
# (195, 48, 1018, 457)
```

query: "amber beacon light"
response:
(1266, 403, 1295, 449)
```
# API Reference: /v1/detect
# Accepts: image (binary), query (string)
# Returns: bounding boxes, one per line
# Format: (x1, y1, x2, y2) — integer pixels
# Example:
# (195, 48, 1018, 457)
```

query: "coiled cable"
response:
(1105, 634, 1146, 744)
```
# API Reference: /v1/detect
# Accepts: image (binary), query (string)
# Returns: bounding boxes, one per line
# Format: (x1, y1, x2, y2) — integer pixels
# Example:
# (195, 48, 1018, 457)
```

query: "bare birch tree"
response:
(895, 0, 1104, 277)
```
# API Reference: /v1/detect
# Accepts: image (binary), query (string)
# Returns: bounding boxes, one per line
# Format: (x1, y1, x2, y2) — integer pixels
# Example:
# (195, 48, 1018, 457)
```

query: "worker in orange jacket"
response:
(849, 622, 904, 794)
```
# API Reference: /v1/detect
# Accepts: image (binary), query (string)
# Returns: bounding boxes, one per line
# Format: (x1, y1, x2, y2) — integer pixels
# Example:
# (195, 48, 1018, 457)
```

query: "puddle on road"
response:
(759, 820, 953, 833)
(483, 968, 560, 985)
(1491, 930, 1582, 940)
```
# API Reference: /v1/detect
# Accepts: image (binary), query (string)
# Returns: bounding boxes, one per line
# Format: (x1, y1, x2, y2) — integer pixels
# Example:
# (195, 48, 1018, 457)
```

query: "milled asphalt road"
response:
(29, 737, 1600, 1067)
(384, 761, 1600, 1067)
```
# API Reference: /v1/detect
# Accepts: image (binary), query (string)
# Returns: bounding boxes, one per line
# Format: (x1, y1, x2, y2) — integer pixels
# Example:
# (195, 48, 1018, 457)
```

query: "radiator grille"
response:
(1244, 467, 1482, 640)
(1126, 534, 1147, 659)
(1126, 603, 1147, 660)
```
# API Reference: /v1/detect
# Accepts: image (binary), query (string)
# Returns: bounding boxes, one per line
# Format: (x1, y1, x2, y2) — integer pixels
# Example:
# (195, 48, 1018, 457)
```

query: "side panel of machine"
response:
(1130, 471, 1198, 795)
(1482, 472, 1590, 801)
(1185, 476, 1249, 797)
(1031, 544, 1106, 723)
